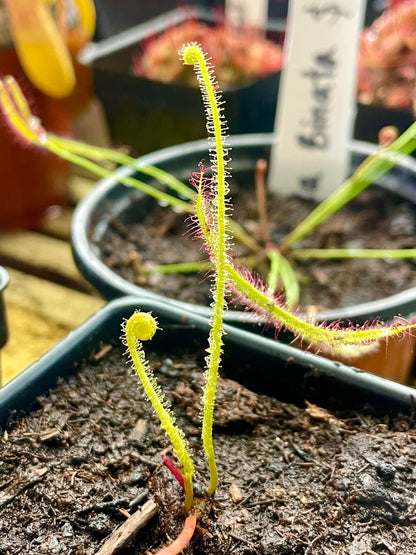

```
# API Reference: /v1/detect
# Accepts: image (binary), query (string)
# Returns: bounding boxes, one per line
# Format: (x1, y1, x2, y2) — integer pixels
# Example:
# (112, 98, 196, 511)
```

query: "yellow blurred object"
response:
(3, 0, 96, 99)
(72, 0, 97, 39)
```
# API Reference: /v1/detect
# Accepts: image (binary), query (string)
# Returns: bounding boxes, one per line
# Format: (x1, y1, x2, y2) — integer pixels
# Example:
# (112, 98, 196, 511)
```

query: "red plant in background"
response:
(358, 0, 416, 111)
(132, 19, 283, 88)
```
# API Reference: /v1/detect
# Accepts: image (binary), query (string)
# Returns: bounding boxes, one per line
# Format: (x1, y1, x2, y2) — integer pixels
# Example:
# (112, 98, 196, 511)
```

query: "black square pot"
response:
(1, 297, 415, 434)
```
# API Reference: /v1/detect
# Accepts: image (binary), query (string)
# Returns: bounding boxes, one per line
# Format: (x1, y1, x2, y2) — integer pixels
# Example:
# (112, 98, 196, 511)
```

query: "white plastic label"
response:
(269, 0, 365, 199)
(225, 0, 268, 30)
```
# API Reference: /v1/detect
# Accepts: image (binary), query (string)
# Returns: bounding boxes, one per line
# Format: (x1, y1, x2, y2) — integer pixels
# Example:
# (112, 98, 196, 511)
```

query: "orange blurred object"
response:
(0, 49, 71, 230)
(358, 1, 416, 111)
(0, 0, 96, 229)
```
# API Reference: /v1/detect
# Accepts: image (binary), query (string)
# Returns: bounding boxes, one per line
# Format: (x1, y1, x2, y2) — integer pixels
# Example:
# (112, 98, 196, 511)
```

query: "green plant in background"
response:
(2, 69, 416, 316)
(179, 44, 416, 359)
(2, 70, 416, 314)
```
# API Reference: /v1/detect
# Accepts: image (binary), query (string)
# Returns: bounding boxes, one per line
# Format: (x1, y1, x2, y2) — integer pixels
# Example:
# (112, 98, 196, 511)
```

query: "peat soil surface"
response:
(97, 185, 416, 311)
(0, 344, 415, 553)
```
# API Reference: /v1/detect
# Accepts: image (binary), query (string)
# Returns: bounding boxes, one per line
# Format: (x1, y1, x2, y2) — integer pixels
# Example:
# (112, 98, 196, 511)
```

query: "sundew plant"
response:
(121, 43, 416, 552)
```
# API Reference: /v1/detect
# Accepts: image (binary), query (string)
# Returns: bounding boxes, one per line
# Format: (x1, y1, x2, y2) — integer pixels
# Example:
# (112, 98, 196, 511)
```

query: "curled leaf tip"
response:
(128, 312, 158, 341)
(0, 76, 47, 144)
(180, 43, 202, 65)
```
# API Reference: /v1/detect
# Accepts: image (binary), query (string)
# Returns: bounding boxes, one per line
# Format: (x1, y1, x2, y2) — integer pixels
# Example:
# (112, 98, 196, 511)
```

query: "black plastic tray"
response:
(1, 297, 415, 431)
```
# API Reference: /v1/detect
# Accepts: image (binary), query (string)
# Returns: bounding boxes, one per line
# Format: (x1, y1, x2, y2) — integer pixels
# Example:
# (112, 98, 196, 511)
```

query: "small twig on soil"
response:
(129, 490, 148, 511)
(290, 441, 312, 462)
(228, 531, 251, 545)
(287, 532, 309, 545)
(91, 344, 113, 362)
(254, 158, 271, 246)
(305, 533, 325, 554)
(0, 466, 47, 508)
(274, 439, 291, 464)
(246, 498, 281, 508)
(77, 497, 130, 515)
(38, 428, 61, 442)
(95, 499, 158, 555)
(117, 507, 131, 519)
(356, 463, 370, 474)
(134, 453, 160, 469)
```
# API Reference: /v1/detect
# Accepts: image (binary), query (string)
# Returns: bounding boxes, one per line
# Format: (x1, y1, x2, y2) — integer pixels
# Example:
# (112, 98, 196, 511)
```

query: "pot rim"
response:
(72, 133, 416, 324)
(0, 266, 9, 293)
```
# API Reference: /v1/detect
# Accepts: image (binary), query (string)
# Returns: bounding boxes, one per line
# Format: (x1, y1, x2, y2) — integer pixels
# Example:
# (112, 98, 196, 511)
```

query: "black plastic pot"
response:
(84, 4, 411, 154)
(79, 6, 283, 154)
(354, 103, 415, 148)
(72, 133, 416, 327)
(1, 296, 415, 432)
(0, 266, 9, 354)
(92, 1, 382, 39)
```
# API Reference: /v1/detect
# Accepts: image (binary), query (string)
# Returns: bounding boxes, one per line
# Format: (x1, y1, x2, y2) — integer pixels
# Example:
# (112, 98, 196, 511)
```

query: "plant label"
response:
(225, 0, 268, 30)
(269, 0, 365, 200)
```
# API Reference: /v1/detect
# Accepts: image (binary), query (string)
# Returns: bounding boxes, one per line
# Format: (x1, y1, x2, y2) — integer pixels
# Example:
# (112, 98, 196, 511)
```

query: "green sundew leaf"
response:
(293, 248, 416, 260)
(266, 250, 300, 308)
(281, 119, 416, 250)
(50, 136, 259, 252)
(51, 136, 193, 199)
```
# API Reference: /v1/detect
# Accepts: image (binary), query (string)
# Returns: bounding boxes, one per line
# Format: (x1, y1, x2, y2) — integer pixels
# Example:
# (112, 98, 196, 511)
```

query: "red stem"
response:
(154, 514, 197, 555)
(162, 454, 185, 490)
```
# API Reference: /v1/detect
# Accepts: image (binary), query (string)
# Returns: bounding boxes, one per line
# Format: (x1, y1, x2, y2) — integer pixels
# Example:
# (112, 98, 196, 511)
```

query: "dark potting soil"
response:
(1, 344, 415, 554)
(97, 185, 416, 311)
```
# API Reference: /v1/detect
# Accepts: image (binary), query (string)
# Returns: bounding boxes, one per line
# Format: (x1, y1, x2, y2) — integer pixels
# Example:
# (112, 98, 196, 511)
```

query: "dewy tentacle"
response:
(194, 171, 416, 358)
(124, 312, 195, 512)
(181, 43, 230, 496)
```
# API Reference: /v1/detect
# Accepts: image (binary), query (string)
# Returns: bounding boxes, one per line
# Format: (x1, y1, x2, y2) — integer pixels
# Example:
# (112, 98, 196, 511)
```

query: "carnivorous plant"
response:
(121, 43, 416, 552)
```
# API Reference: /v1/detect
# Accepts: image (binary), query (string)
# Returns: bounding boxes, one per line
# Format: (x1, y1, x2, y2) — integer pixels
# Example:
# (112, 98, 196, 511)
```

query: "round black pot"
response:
(72, 133, 416, 328)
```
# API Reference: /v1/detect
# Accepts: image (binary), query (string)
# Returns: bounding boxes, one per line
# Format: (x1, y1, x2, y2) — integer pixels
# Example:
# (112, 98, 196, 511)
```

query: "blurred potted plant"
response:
(356, 0, 416, 144)
(0, 0, 95, 229)
(79, 5, 284, 153)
